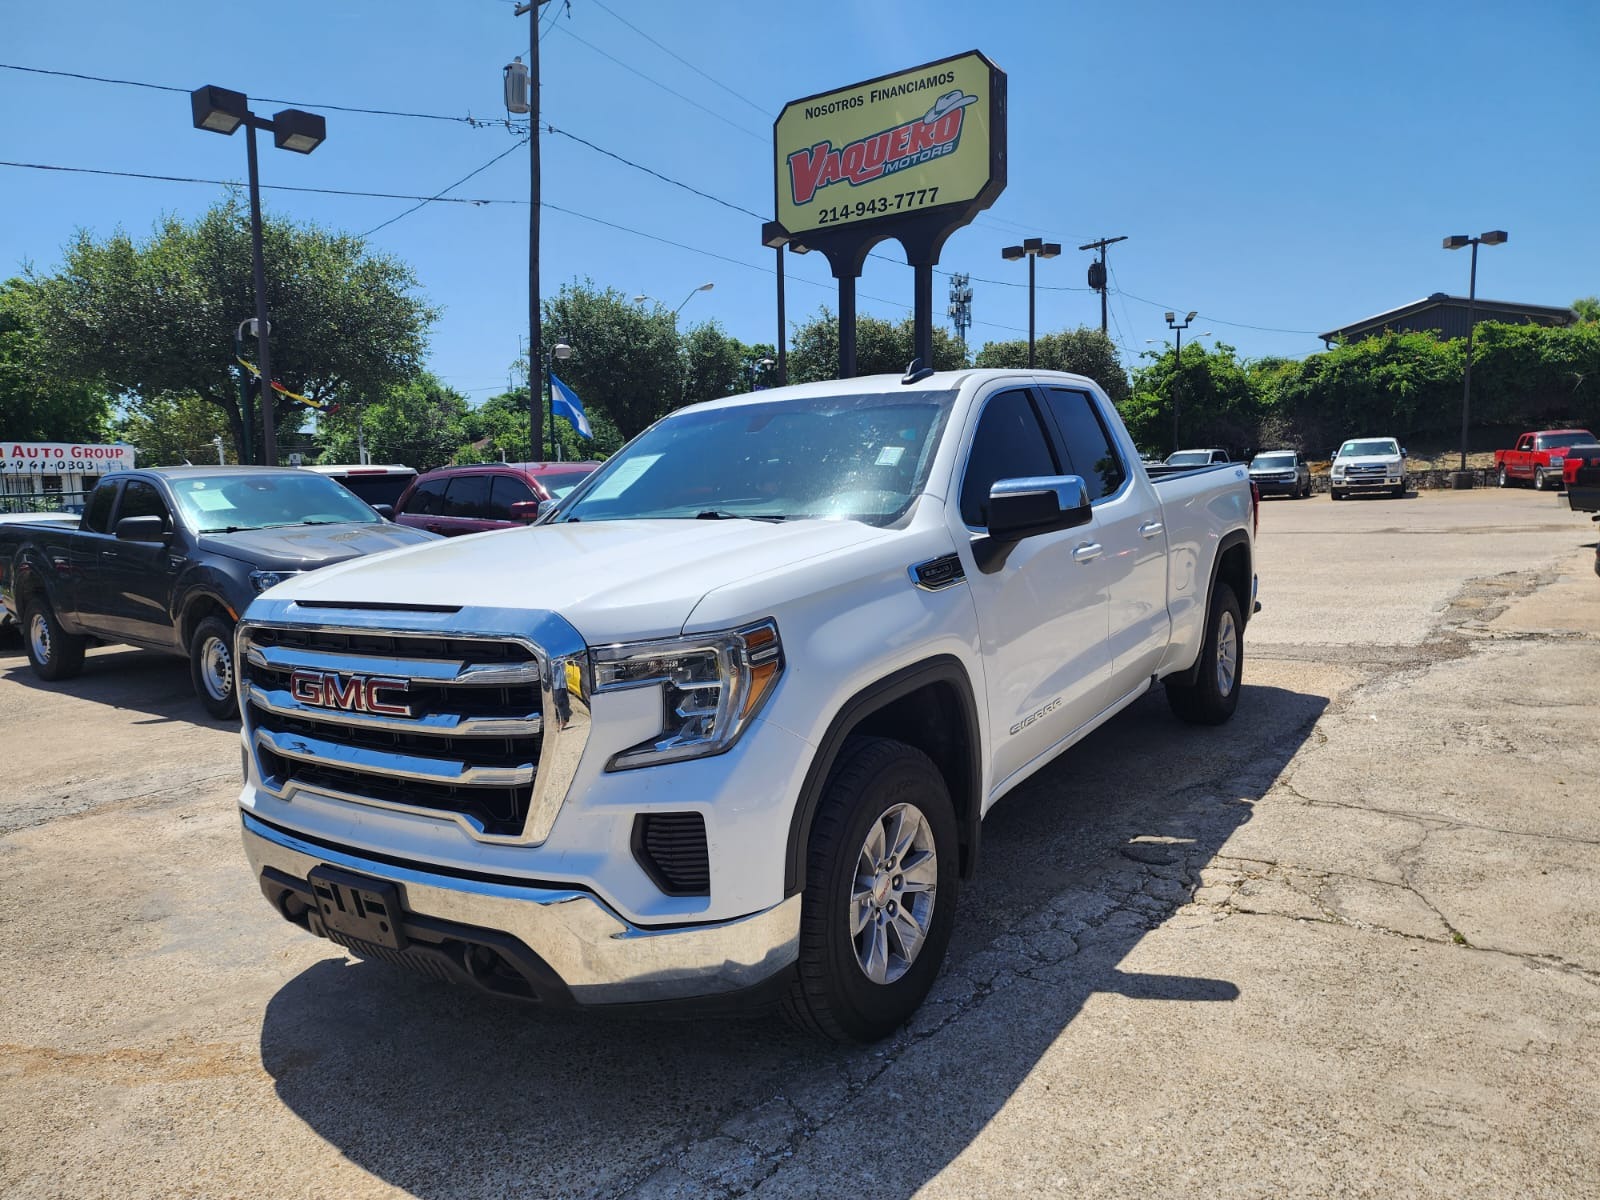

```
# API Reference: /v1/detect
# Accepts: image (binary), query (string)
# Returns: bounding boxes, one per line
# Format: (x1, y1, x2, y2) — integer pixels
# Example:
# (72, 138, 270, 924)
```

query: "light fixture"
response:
(271, 109, 327, 154)
(190, 85, 248, 135)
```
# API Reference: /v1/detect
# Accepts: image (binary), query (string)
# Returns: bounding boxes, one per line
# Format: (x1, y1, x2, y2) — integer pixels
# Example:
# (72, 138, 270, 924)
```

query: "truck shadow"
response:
(258, 680, 1326, 1199)
(0, 646, 223, 726)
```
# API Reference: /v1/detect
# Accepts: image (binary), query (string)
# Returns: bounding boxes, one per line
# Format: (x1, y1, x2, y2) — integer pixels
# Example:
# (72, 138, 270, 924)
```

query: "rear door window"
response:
(1039, 389, 1127, 502)
(442, 474, 492, 519)
(80, 482, 119, 533)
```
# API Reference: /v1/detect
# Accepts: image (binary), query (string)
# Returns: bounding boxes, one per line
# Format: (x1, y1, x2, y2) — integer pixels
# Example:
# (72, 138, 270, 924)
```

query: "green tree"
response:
(1123, 342, 1261, 456)
(972, 328, 1129, 400)
(27, 196, 437, 463)
(457, 388, 625, 463)
(109, 393, 235, 466)
(540, 281, 682, 438)
(681, 320, 744, 405)
(787, 309, 967, 383)
(316, 372, 468, 471)
(1572, 296, 1600, 323)
(0, 279, 110, 441)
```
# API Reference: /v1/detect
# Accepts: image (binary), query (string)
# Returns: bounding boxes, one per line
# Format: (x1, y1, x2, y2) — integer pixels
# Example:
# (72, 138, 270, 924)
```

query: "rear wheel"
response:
(189, 615, 239, 719)
(1167, 582, 1243, 726)
(21, 593, 86, 681)
(782, 737, 958, 1043)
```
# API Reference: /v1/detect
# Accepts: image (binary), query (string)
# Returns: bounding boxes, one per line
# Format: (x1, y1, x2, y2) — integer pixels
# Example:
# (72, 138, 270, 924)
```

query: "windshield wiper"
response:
(199, 525, 246, 534)
(695, 510, 787, 522)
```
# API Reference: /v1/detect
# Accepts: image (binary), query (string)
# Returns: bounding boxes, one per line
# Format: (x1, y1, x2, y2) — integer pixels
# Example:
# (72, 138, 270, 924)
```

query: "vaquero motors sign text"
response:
(774, 51, 1004, 241)
(2, 442, 135, 474)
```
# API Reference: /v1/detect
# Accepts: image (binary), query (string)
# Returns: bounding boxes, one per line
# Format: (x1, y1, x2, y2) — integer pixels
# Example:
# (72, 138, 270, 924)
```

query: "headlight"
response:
(591, 619, 783, 770)
(1332, 465, 1345, 477)
(249, 569, 298, 593)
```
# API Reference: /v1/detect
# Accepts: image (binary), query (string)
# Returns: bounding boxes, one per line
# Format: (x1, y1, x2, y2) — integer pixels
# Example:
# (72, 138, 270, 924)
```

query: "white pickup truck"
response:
(236, 369, 1259, 1041)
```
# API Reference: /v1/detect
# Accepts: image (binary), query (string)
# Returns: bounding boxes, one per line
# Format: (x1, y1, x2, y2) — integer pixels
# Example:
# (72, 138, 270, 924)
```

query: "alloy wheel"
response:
(850, 802, 938, 985)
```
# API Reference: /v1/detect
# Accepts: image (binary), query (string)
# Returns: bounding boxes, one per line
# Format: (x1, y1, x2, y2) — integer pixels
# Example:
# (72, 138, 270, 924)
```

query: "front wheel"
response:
(190, 615, 239, 719)
(782, 737, 959, 1043)
(1167, 582, 1243, 726)
(1497, 465, 1509, 488)
(1330, 488, 1344, 501)
(22, 594, 86, 681)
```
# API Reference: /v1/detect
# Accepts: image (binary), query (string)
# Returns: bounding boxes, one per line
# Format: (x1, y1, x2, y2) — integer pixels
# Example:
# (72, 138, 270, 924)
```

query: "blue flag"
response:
(550, 373, 592, 439)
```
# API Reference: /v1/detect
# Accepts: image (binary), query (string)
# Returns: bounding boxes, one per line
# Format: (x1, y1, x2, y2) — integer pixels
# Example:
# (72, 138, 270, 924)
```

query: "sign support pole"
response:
(912, 261, 934, 368)
(838, 276, 857, 378)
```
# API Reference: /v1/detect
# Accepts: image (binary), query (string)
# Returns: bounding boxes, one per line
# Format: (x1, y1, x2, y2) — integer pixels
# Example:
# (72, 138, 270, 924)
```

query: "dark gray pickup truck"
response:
(0, 466, 437, 717)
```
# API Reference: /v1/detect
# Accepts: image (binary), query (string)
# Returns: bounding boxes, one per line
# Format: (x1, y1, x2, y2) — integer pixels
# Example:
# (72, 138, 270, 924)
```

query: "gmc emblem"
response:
(288, 668, 413, 718)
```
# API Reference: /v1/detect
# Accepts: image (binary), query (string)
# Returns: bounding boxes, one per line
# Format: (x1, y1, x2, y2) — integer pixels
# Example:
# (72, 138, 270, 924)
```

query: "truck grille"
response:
(239, 621, 587, 844)
(1344, 464, 1390, 478)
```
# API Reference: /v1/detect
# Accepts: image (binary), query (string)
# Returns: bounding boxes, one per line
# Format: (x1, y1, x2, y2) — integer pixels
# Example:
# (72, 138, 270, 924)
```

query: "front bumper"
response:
(1334, 475, 1404, 492)
(1250, 477, 1300, 495)
(243, 812, 801, 1007)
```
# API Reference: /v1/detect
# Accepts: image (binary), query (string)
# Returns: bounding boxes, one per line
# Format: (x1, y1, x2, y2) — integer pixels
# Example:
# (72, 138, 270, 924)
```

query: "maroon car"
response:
(393, 462, 598, 537)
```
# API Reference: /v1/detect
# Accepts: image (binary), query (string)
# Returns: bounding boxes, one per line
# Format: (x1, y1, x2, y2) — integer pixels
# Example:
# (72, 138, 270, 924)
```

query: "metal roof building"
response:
(1319, 293, 1576, 348)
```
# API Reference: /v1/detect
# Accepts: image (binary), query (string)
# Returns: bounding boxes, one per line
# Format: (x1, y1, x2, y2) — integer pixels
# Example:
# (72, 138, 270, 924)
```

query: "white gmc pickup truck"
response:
(237, 369, 1259, 1041)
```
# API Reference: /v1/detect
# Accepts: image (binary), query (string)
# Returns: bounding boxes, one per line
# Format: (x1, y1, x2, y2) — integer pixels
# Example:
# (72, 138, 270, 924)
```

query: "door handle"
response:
(1072, 542, 1103, 563)
(1138, 520, 1164, 539)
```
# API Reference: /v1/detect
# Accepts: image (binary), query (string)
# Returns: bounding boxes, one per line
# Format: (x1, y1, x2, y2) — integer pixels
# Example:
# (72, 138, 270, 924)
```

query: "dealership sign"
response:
(774, 51, 1005, 242)
(2, 442, 135, 475)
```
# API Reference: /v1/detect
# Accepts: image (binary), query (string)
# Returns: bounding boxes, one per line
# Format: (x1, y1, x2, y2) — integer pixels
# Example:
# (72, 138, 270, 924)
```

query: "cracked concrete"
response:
(2, 488, 1598, 1198)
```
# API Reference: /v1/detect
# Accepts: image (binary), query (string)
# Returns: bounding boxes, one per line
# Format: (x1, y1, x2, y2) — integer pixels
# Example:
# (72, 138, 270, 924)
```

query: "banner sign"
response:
(774, 51, 1005, 242)
(2, 442, 135, 475)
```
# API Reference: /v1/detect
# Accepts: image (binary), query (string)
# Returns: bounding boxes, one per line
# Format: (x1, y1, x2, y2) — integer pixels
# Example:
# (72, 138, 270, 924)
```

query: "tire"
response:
(1330, 488, 1344, 501)
(782, 737, 959, 1043)
(1533, 469, 1548, 492)
(189, 615, 239, 720)
(1497, 465, 1508, 488)
(1166, 582, 1243, 726)
(21, 593, 86, 681)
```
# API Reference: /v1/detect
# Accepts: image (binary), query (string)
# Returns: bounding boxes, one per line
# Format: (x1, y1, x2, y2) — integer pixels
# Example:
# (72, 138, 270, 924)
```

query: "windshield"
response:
(325, 473, 414, 507)
(539, 469, 596, 500)
(171, 472, 386, 533)
(1339, 439, 1399, 458)
(1535, 432, 1594, 451)
(555, 391, 954, 525)
(1166, 451, 1212, 467)
(1251, 453, 1296, 469)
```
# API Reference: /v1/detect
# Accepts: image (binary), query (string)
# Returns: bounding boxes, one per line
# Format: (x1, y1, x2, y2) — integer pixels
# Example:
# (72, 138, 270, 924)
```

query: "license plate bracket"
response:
(308, 866, 407, 950)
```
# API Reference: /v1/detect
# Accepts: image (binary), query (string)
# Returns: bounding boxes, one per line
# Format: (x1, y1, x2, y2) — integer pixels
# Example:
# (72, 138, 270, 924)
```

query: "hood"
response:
(200, 521, 438, 571)
(263, 518, 892, 643)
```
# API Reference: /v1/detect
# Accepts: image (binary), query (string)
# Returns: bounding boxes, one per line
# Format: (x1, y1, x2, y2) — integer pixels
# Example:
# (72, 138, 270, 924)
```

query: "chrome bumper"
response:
(242, 813, 800, 1005)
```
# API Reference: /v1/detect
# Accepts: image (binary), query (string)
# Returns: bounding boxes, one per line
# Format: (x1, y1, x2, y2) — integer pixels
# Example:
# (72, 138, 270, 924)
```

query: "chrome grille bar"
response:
(244, 682, 542, 738)
(244, 642, 541, 685)
(256, 727, 536, 788)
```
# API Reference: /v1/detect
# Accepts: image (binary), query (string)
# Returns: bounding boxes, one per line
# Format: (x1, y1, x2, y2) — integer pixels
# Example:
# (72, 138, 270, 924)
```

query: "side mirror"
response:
(115, 515, 170, 543)
(509, 500, 544, 523)
(986, 476, 1093, 543)
(1400, 448, 1408, 459)
(372, 503, 396, 519)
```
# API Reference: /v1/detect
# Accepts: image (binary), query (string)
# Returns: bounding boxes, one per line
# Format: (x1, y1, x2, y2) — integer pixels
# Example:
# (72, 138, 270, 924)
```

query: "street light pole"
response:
(761, 222, 809, 387)
(1163, 311, 1198, 452)
(243, 121, 275, 464)
(674, 282, 715, 316)
(1001, 238, 1061, 368)
(191, 85, 326, 466)
(1443, 230, 1508, 473)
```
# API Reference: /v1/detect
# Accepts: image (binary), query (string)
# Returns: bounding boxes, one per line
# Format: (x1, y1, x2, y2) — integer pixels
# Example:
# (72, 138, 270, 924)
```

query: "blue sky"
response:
(3, 0, 1597, 403)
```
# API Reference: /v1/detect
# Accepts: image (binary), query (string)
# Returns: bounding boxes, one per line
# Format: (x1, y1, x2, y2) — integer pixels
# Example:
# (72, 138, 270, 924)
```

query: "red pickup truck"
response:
(1495, 429, 1596, 491)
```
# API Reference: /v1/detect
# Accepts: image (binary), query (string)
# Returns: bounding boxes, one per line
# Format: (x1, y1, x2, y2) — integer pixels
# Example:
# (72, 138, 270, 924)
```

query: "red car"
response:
(1494, 429, 1596, 491)
(393, 462, 598, 537)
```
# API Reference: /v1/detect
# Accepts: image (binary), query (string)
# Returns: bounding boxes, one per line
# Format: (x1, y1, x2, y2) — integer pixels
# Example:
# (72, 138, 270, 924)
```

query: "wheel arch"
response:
(1169, 529, 1252, 688)
(178, 591, 236, 650)
(785, 655, 983, 896)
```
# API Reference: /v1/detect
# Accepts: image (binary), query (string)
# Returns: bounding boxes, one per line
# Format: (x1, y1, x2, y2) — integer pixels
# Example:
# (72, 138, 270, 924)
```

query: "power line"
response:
(587, 0, 769, 117)
(545, 123, 765, 219)
(550, 23, 767, 143)
(0, 61, 516, 127)
(1111, 282, 1321, 335)
(360, 138, 529, 236)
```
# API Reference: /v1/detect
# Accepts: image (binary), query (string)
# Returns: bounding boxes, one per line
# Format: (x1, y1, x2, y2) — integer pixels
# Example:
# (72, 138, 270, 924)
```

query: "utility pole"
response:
(509, 2, 552, 458)
(947, 272, 973, 348)
(1078, 235, 1128, 337)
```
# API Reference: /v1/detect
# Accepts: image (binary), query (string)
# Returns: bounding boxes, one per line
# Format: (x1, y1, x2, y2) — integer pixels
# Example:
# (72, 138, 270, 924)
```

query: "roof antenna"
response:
(901, 358, 935, 385)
